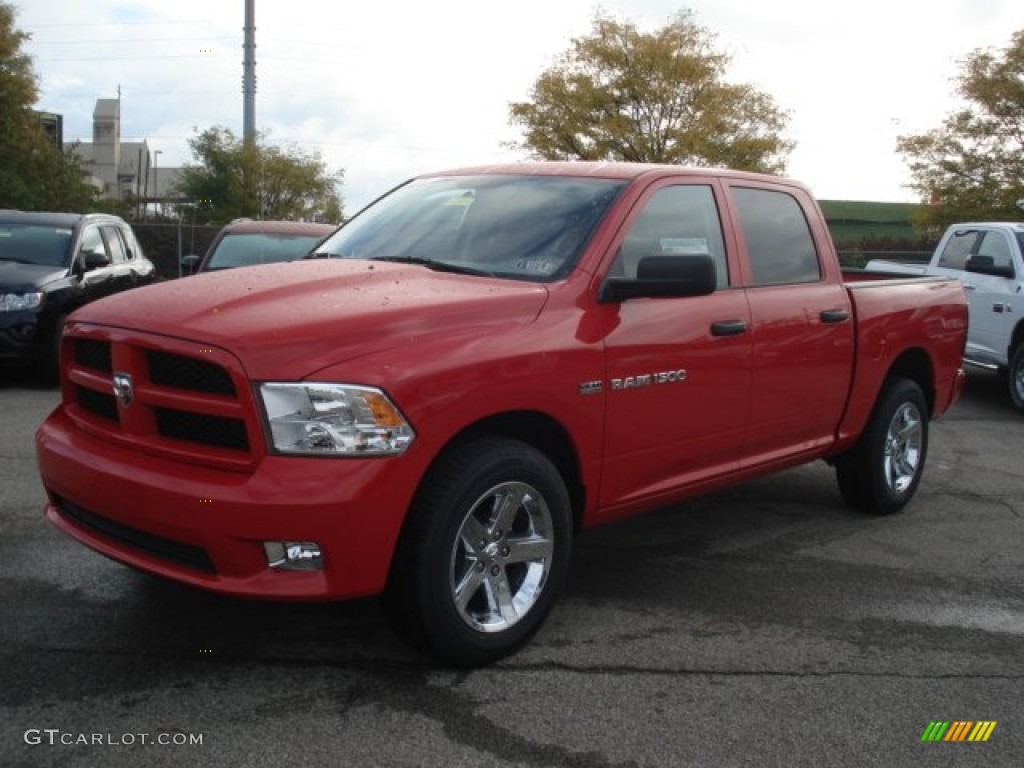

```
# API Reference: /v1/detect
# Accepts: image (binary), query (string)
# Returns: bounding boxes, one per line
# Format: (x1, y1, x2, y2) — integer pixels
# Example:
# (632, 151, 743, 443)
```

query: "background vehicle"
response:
(0, 210, 154, 381)
(37, 164, 967, 665)
(868, 222, 1024, 410)
(181, 219, 335, 274)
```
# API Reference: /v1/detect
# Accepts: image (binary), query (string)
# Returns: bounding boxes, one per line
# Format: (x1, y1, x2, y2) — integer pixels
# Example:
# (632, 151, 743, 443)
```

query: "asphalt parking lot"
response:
(1, 370, 1022, 767)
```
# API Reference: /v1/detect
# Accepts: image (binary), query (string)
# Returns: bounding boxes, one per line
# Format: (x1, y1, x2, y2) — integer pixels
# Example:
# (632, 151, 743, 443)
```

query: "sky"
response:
(15, 0, 1023, 213)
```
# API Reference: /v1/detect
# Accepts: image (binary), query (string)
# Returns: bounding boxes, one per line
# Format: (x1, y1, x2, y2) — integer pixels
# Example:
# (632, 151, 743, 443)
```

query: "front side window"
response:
(315, 175, 627, 281)
(610, 184, 728, 288)
(975, 231, 1013, 271)
(733, 187, 820, 286)
(78, 227, 109, 264)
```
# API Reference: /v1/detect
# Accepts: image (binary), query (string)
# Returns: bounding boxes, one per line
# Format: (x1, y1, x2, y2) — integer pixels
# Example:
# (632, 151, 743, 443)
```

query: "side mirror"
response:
(965, 256, 1014, 279)
(180, 254, 201, 275)
(82, 248, 110, 270)
(599, 254, 718, 303)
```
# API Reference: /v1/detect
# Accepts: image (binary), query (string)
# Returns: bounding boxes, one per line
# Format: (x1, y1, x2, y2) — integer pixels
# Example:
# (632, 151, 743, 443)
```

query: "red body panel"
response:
(35, 163, 968, 601)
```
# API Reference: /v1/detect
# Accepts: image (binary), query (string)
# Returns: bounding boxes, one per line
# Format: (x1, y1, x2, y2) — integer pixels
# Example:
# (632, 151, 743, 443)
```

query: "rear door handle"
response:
(820, 309, 850, 324)
(710, 320, 748, 337)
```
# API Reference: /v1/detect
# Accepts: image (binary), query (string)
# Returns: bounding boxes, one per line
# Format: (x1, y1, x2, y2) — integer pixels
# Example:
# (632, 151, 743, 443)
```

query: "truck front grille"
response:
(76, 385, 119, 423)
(147, 350, 236, 395)
(155, 407, 249, 451)
(63, 327, 258, 471)
(74, 338, 112, 373)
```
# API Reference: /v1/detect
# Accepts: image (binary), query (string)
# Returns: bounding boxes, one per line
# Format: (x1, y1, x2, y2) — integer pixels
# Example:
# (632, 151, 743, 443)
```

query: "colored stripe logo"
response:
(921, 721, 997, 742)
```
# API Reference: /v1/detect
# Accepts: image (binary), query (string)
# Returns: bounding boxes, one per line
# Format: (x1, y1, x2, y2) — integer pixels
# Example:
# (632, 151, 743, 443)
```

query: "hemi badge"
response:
(578, 380, 603, 396)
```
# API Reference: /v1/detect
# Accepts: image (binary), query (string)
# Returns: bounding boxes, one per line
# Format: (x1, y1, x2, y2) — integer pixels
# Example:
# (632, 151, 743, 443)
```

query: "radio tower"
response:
(242, 0, 256, 143)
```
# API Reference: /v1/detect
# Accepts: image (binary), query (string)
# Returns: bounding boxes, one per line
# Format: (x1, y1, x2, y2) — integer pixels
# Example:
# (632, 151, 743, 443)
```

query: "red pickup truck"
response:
(36, 163, 967, 665)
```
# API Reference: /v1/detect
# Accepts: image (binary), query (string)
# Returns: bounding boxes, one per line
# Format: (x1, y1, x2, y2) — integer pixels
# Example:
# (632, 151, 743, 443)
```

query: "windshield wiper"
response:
(0, 256, 33, 264)
(374, 255, 496, 277)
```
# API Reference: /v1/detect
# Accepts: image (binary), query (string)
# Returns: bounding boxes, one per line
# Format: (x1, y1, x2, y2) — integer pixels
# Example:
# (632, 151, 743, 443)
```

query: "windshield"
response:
(314, 174, 626, 281)
(205, 233, 324, 271)
(0, 223, 73, 268)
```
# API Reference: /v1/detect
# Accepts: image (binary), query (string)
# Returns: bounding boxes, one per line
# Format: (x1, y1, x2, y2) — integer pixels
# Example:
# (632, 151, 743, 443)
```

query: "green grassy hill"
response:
(818, 199, 926, 246)
(818, 199, 926, 247)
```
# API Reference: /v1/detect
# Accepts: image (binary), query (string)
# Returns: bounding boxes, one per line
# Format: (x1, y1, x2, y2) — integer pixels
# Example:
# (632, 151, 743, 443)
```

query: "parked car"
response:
(37, 163, 967, 665)
(181, 219, 336, 274)
(0, 210, 155, 381)
(867, 222, 1024, 409)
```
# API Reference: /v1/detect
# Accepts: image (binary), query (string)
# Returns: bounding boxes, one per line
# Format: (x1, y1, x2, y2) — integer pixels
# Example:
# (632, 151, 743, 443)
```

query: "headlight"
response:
(259, 382, 415, 456)
(0, 292, 44, 311)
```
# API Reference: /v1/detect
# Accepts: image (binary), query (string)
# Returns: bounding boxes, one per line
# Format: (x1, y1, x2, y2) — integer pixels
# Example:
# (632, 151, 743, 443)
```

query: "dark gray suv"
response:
(0, 211, 155, 381)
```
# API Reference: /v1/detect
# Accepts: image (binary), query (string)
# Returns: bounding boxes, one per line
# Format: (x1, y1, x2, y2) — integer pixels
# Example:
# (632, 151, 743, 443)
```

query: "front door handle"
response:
(710, 320, 748, 337)
(820, 309, 850, 324)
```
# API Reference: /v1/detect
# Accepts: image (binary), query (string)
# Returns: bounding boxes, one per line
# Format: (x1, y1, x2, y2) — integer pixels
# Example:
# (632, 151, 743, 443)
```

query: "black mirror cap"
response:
(83, 250, 110, 270)
(964, 256, 1014, 279)
(599, 254, 718, 303)
(180, 254, 201, 275)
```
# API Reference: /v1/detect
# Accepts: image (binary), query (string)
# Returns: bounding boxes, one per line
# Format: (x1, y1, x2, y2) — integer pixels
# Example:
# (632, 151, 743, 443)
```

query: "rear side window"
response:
(936, 230, 976, 270)
(733, 187, 820, 286)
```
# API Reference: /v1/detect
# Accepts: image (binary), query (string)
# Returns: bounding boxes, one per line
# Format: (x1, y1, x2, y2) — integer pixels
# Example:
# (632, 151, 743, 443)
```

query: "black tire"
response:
(835, 377, 929, 515)
(383, 436, 572, 666)
(1009, 345, 1024, 412)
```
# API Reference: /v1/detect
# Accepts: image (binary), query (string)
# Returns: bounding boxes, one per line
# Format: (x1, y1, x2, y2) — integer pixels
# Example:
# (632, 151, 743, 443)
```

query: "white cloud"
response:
(15, 0, 1023, 210)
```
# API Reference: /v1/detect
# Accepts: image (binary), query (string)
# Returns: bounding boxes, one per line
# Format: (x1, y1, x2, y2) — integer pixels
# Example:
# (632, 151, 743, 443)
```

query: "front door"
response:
(599, 181, 751, 514)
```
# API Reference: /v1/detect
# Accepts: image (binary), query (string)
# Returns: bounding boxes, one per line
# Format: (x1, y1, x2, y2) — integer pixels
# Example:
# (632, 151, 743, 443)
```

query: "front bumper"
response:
(36, 406, 419, 600)
(0, 309, 48, 364)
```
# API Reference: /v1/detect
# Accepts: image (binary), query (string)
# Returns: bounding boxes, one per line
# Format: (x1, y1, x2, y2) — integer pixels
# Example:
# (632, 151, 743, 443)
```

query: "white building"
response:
(67, 98, 180, 209)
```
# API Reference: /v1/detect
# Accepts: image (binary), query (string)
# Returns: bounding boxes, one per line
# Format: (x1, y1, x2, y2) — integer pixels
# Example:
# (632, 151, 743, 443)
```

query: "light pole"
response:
(152, 150, 163, 218)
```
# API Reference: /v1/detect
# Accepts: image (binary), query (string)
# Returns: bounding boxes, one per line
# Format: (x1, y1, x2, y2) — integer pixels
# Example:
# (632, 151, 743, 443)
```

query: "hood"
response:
(73, 259, 549, 379)
(0, 260, 68, 291)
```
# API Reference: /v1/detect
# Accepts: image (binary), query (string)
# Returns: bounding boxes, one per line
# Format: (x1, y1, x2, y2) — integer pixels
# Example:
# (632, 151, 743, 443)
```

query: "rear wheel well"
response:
(886, 348, 935, 415)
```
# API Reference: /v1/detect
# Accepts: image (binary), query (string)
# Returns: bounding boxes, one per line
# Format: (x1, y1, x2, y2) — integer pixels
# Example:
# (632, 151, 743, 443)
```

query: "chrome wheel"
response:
(835, 377, 929, 515)
(450, 481, 555, 633)
(883, 401, 923, 494)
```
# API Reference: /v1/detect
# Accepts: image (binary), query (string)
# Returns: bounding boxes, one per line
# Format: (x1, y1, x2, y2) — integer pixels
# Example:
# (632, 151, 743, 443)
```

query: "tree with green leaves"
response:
(897, 30, 1024, 228)
(508, 11, 793, 173)
(177, 127, 344, 225)
(0, 2, 96, 211)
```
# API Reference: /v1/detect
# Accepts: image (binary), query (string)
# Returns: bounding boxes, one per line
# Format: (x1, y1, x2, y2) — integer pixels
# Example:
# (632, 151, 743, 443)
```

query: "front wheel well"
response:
(1010, 320, 1024, 359)
(432, 411, 586, 532)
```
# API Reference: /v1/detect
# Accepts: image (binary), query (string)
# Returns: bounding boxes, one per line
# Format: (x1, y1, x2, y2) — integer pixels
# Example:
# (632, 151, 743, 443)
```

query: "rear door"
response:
(726, 182, 854, 467)
(599, 179, 752, 512)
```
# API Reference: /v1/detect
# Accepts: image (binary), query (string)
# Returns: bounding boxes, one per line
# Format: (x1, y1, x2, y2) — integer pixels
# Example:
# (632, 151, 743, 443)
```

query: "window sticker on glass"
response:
(660, 237, 708, 254)
(514, 259, 558, 275)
